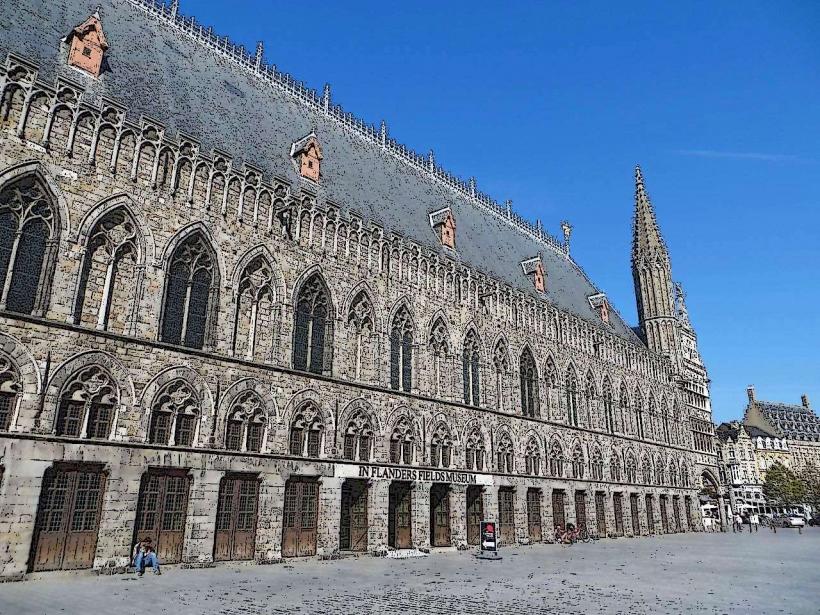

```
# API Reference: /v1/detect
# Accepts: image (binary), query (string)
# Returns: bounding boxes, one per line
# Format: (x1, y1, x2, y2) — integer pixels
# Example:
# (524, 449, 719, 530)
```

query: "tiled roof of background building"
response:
(756, 401, 820, 442)
(0, 0, 644, 343)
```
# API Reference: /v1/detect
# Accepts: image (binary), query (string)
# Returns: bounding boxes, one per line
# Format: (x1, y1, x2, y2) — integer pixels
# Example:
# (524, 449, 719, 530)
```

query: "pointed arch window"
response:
(524, 438, 541, 475)
(390, 306, 414, 392)
(496, 434, 514, 473)
(233, 255, 275, 362)
(584, 372, 596, 428)
(635, 390, 645, 439)
(0, 175, 59, 315)
(647, 395, 657, 441)
(641, 456, 652, 484)
(610, 450, 623, 482)
(429, 318, 449, 397)
(669, 460, 679, 486)
(389, 416, 415, 464)
(430, 424, 453, 468)
(662, 401, 671, 444)
(619, 384, 630, 435)
(293, 273, 333, 375)
(347, 291, 374, 381)
(462, 331, 481, 407)
(548, 441, 564, 477)
(566, 367, 579, 426)
(545, 357, 557, 417)
(55, 365, 117, 439)
(73, 207, 140, 333)
(160, 233, 217, 350)
(681, 463, 690, 488)
(626, 453, 638, 483)
(590, 447, 604, 481)
(149, 379, 201, 447)
(224, 391, 267, 453)
(342, 409, 373, 462)
(655, 457, 666, 485)
(0, 352, 21, 431)
(603, 378, 615, 433)
(519, 348, 538, 418)
(465, 430, 485, 471)
(493, 340, 510, 412)
(571, 443, 585, 479)
(289, 403, 324, 457)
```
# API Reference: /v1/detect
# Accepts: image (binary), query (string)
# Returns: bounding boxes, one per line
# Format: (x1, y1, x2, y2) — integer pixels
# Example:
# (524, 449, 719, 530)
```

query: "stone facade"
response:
(0, 0, 715, 579)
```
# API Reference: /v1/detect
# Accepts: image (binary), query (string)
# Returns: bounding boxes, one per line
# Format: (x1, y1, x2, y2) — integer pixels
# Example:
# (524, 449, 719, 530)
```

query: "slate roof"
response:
(1, 0, 643, 344)
(755, 401, 820, 443)
(743, 425, 777, 440)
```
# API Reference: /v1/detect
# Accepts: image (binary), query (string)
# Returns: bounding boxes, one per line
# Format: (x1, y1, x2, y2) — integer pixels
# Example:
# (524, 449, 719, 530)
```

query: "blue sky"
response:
(189, 1, 819, 423)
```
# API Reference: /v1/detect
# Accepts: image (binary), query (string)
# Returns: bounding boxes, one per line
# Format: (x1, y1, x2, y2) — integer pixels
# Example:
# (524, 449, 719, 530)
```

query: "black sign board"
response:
(480, 520, 497, 552)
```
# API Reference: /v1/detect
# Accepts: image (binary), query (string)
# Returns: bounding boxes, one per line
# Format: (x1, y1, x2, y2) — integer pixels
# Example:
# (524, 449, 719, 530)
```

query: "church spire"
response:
(632, 165, 668, 260)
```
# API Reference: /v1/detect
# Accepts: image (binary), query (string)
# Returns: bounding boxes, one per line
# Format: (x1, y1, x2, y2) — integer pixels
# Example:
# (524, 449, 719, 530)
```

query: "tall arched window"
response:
(641, 455, 652, 484)
(429, 318, 448, 396)
(289, 402, 324, 457)
(224, 391, 267, 453)
(626, 452, 638, 483)
(390, 416, 415, 464)
(390, 306, 414, 392)
(566, 367, 579, 426)
(160, 233, 217, 350)
(148, 379, 200, 446)
(496, 434, 514, 473)
(493, 340, 509, 412)
(647, 394, 657, 441)
(0, 174, 59, 315)
(571, 443, 585, 479)
(681, 463, 690, 487)
(619, 384, 630, 435)
(655, 456, 666, 485)
(430, 424, 453, 468)
(342, 409, 373, 462)
(347, 291, 374, 381)
(545, 357, 557, 418)
(602, 378, 615, 433)
(55, 365, 117, 439)
(662, 400, 671, 444)
(233, 255, 275, 362)
(584, 372, 596, 428)
(591, 447, 604, 480)
(465, 429, 485, 471)
(293, 273, 333, 375)
(524, 438, 541, 475)
(548, 441, 564, 477)
(74, 207, 140, 334)
(610, 450, 622, 482)
(519, 348, 538, 418)
(635, 389, 645, 439)
(462, 331, 481, 407)
(669, 459, 679, 486)
(0, 352, 21, 431)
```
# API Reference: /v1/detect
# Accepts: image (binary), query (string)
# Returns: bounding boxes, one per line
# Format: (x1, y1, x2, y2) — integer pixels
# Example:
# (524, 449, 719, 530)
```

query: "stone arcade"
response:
(0, 0, 719, 578)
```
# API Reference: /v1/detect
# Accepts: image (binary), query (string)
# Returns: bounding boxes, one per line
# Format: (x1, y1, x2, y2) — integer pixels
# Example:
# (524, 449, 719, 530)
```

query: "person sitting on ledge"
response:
(133, 536, 161, 577)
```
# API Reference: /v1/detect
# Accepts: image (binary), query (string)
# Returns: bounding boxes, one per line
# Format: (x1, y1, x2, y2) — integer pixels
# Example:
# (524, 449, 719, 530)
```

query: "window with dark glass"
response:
(293, 274, 332, 375)
(519, 349, 538, 418)
(390, 307, 413, 392)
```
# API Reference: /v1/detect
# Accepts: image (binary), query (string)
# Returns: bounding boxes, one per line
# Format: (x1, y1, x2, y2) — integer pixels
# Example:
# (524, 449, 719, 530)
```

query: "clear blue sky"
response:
(189, 0, 819, 423)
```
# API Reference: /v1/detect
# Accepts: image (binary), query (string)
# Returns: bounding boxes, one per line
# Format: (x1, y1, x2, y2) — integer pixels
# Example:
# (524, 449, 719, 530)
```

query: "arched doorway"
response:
(699, 470, 724, 531)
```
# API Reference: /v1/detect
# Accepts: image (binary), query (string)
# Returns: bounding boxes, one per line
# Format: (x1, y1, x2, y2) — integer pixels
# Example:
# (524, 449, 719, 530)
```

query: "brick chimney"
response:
(746, 385, 755, 403)
(801, 394, 810, 409)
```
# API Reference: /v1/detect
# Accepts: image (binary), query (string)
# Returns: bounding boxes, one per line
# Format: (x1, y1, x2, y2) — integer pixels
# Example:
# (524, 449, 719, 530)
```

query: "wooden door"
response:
(613, 493, 624, 536)
(552, 490, 566, 531)
(685, 496, 693, 530)
(574, 491, 587, 530)
(282, 478, 319, 557)
(134, 470, 191, 564)
(498, 488, 515, 545)
(466, 486, 483, 545)
(673, 497, 681, 532)
(214, 474, 259, 561)
(630, 494, 640, 534)
(430, 484, 451, 547)
(31, 465, 106, 572)
(526, 489, 542, 542)
(645, 495, 655, 534)
(339, 480, 368, 551)
(388, 481, 412, 549)
(595, 492, 606, 536)
(660, 497, 669, 533)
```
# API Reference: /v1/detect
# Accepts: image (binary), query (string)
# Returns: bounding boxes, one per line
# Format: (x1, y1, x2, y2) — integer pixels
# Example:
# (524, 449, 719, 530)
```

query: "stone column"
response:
(484, 486, 499, 527)
(368, 479, 389, 551)
(255, 473, 286, 563)
(514, 485, 529, 544)
(95, 458, 143, 570)
(182, 468, 221, 565)
(543, 486, 555, 541)
(450, 484, 467, 548)
(317, 476, 343, 557)
(717, 495, 727, 532)
(413, 482, 431, 550)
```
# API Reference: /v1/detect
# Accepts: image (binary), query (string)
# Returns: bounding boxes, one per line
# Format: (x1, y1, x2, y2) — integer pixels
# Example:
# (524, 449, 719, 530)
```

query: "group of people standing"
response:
(732, 512, 760, 533)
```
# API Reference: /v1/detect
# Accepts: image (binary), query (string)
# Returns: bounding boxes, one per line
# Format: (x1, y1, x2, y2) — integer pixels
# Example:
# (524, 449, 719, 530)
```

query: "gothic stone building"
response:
(0, 0, 718, 577)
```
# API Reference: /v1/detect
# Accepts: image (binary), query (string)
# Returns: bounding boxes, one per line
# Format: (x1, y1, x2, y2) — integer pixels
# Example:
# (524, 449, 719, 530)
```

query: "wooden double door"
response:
(388, 481, 412, 548)
(630, 494, 640, 534)
(466, 486, 483, 545)
(552, 490, 566, 531)
(30, 464, 106, 572)
(672, 497, 682, 532)
(645, 495, 655, 533)
(613, 493, 624, 536)
(498, 488, 515, 545)
(214, 474, 259, 561)
(282, 477, 319, 557)
(595, 492, 607, 536)
(660, 496, 669, 533)
(134, 469, 191, 564)
(430, 484, 451, 547)
(340, 479, 368, 551)
(574, 491, 587, 529)
(526, 489, 542, 542)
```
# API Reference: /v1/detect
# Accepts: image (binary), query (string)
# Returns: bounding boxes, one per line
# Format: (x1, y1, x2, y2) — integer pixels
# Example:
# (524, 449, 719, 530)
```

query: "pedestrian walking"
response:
(750, 513, 759, 532)
(734, 513, 743, 533)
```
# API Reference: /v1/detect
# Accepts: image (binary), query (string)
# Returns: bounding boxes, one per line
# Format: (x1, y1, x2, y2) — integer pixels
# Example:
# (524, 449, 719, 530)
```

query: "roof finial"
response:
(169, 0, 179, 18)
(561, 220, 573, 255)
(379, 119, 387, 147)
(255, 41, 264, 71)
(94, 4, 103, 18)
(323, 83, 331, 114)
(428, 149, 436, 173)
(505, 199, 512, 218)
(469, 176, 476, 197)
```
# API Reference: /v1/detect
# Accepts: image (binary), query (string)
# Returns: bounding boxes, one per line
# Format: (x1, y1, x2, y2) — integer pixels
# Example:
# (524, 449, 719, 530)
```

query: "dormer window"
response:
(291, 131, 323, 182)
(520, 256, 546, 293)
(588, 293, 611, 324)
(64, 10, 108, 77)
(429, 207, 456, 249)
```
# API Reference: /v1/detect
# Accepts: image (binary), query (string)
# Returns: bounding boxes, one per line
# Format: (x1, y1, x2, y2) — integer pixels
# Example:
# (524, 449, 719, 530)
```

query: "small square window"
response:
(82, 46, 92, 57)
(307, 160, 314, 169)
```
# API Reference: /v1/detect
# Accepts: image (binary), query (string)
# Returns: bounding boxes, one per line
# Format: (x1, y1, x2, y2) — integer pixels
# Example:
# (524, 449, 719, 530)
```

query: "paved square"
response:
(1, 530, 818, 615)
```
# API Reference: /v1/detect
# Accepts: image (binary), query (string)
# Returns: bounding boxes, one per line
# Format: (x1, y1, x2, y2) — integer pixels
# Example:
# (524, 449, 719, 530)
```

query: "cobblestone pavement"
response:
(1, 529, 818, 615)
